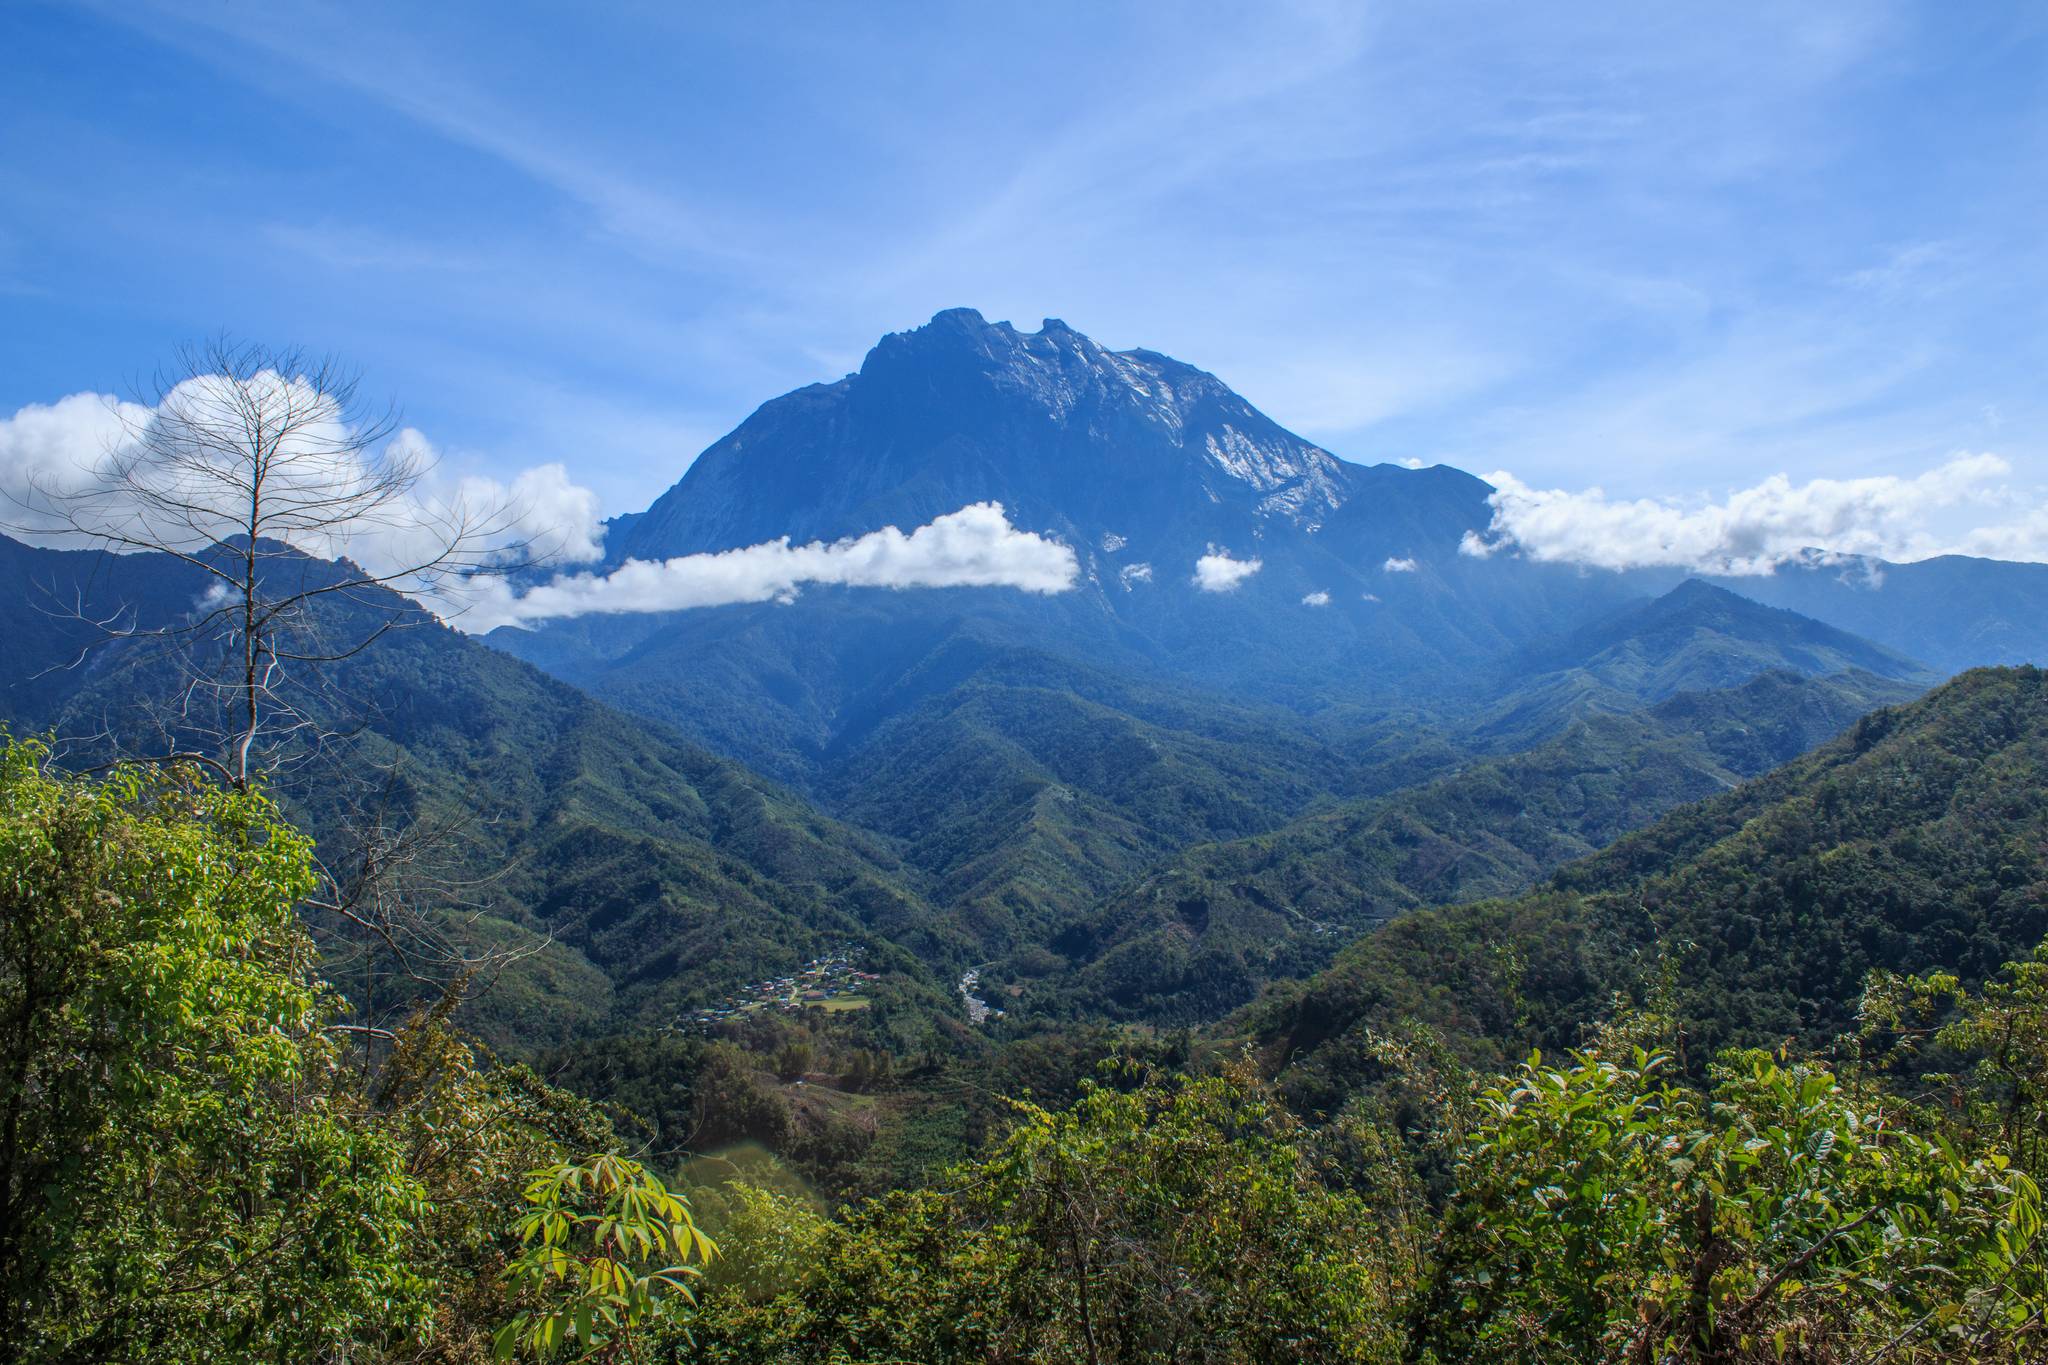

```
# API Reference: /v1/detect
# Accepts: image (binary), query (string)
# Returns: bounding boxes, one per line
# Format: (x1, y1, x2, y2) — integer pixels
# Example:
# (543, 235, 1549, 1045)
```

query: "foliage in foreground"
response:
(1424, 1046, 2043, 1362)
(0, 741, 682, 1363)
(681, 1038, 2045, 1364)
(2, 738, 2043, 1362)
(497, 1153, 716, 1362)
(692, 1065, 1416, 1364)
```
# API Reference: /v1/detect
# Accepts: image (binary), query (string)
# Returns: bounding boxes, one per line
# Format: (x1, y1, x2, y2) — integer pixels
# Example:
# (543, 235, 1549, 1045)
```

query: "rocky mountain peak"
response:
(848, 310, 1352, 522)
(615, 310, 1394, 563)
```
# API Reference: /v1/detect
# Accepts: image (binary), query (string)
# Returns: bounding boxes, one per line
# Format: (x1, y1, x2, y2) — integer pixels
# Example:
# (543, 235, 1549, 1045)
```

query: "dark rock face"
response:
(613, 308, 1377, 566)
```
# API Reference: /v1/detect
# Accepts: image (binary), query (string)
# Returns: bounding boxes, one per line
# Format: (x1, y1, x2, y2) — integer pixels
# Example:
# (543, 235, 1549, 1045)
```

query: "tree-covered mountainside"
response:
(1473, 579, 1932, 746)
(817, 672, 1367, 949)
(1, 527, 1947, 1054)
(0, 536, 962, 1049)
(1008, 667, 1924, 1023)
(1254, 665, 2048, 1116)
(4, 526, 1962, 1227)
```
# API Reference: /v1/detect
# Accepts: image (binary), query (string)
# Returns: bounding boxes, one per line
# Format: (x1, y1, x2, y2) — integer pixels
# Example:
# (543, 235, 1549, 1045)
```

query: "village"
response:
(673, 948, 880, 1033)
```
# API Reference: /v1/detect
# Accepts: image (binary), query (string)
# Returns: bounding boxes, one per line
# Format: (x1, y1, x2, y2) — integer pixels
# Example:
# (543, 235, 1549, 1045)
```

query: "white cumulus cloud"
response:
(1301, 589, 1331, 606)
(0, 391, 609, 600)
(469, 502, 1077, 631)
(0, 392, 153, 514)
(1464, 453, 2042, 574)
(1191, 547, 1263, 592)
(1118, 562, 1154, 589)
(381, 427, 608, 569)
(1383, 556, 1418, 573)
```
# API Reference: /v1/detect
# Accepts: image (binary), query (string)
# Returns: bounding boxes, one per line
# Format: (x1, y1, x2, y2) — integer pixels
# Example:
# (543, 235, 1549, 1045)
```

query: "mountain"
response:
(1703, 552, 2048, 674)
(1472, 579, 1933, 747)
(0, 534, 961, 1049)
(488, 311, 1661, 760)
(1519, 579, 1929, 697)
(825, 574, 1932, 1017)
(491, 310, 2039, 800)
(613, 308, 1360, 558)
(0, 533, 212, 730)
(475, 311, 1989, 988)
(1007, 667, 1925, 1023)
(1253, 665, 2048, 1117)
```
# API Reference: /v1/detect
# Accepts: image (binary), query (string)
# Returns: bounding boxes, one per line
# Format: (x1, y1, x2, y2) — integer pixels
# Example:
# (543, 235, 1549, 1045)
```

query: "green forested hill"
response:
(1, 532, 1978, 1200)
(1010, 668, 1923, 1023)
(1518, 579, 1929, 696)
(1256, 665, 2048, 1114)
(0, 538, 961, 1048)
(314, 614, 963, 1042)
(1470, 579, 1933, 748)
(819, 678, 1359, 951)
(706, 582, 1936, 976)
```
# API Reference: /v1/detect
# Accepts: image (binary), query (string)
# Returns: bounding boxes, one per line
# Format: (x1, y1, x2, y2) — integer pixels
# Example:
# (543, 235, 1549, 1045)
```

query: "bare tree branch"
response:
(5, 337, 557, 1014)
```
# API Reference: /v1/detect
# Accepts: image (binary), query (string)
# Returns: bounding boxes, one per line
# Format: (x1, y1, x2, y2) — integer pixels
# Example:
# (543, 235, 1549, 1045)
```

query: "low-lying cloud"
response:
(5, 389, 1075, 631)
(1463, 453, 2048, 574)
(1301, 589, 1331, 606)
(1382, 556, 1418, 573)
(469, 502, 1078, 631)
(1192, 547, 1263, 592)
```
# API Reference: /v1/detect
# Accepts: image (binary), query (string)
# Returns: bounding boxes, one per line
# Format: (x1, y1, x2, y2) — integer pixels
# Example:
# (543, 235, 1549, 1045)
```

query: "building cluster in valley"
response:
(674, 948, 880, 1032)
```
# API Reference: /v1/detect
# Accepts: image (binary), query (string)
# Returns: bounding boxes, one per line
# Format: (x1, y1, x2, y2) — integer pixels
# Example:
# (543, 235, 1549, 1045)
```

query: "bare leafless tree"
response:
(16, 336, 523, 788)
(7, 336, 549, 1015)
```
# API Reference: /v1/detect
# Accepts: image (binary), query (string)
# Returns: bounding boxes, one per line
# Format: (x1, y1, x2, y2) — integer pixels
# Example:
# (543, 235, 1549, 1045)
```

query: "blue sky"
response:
(4, 1, 2046, 529)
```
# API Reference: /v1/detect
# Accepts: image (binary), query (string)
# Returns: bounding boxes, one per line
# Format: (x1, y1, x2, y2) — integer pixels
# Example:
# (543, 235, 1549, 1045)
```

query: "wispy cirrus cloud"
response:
(19, 1, 2048, 528)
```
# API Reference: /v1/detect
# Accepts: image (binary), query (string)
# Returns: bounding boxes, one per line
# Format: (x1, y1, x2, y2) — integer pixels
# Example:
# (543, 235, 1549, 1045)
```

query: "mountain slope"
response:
(819, 671, 1357, 950)
(1473, 580, 1933, 747)
(1706, 553, 2048, 674)
(1526, 579, 1928, 695)
(1023, 668, 1925, 1024)
(1255, 666, 2048, 1115)
(0, 534, 960, 1046)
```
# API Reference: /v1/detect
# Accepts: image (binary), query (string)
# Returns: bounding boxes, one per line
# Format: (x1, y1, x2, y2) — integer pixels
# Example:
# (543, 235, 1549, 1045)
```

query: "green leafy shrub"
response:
(496, 1153, 717, 1361)
(0, 739, 430, 1360)
(695, 1063, 1416, 1364)
(1424, 1045, 2046, 1362)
